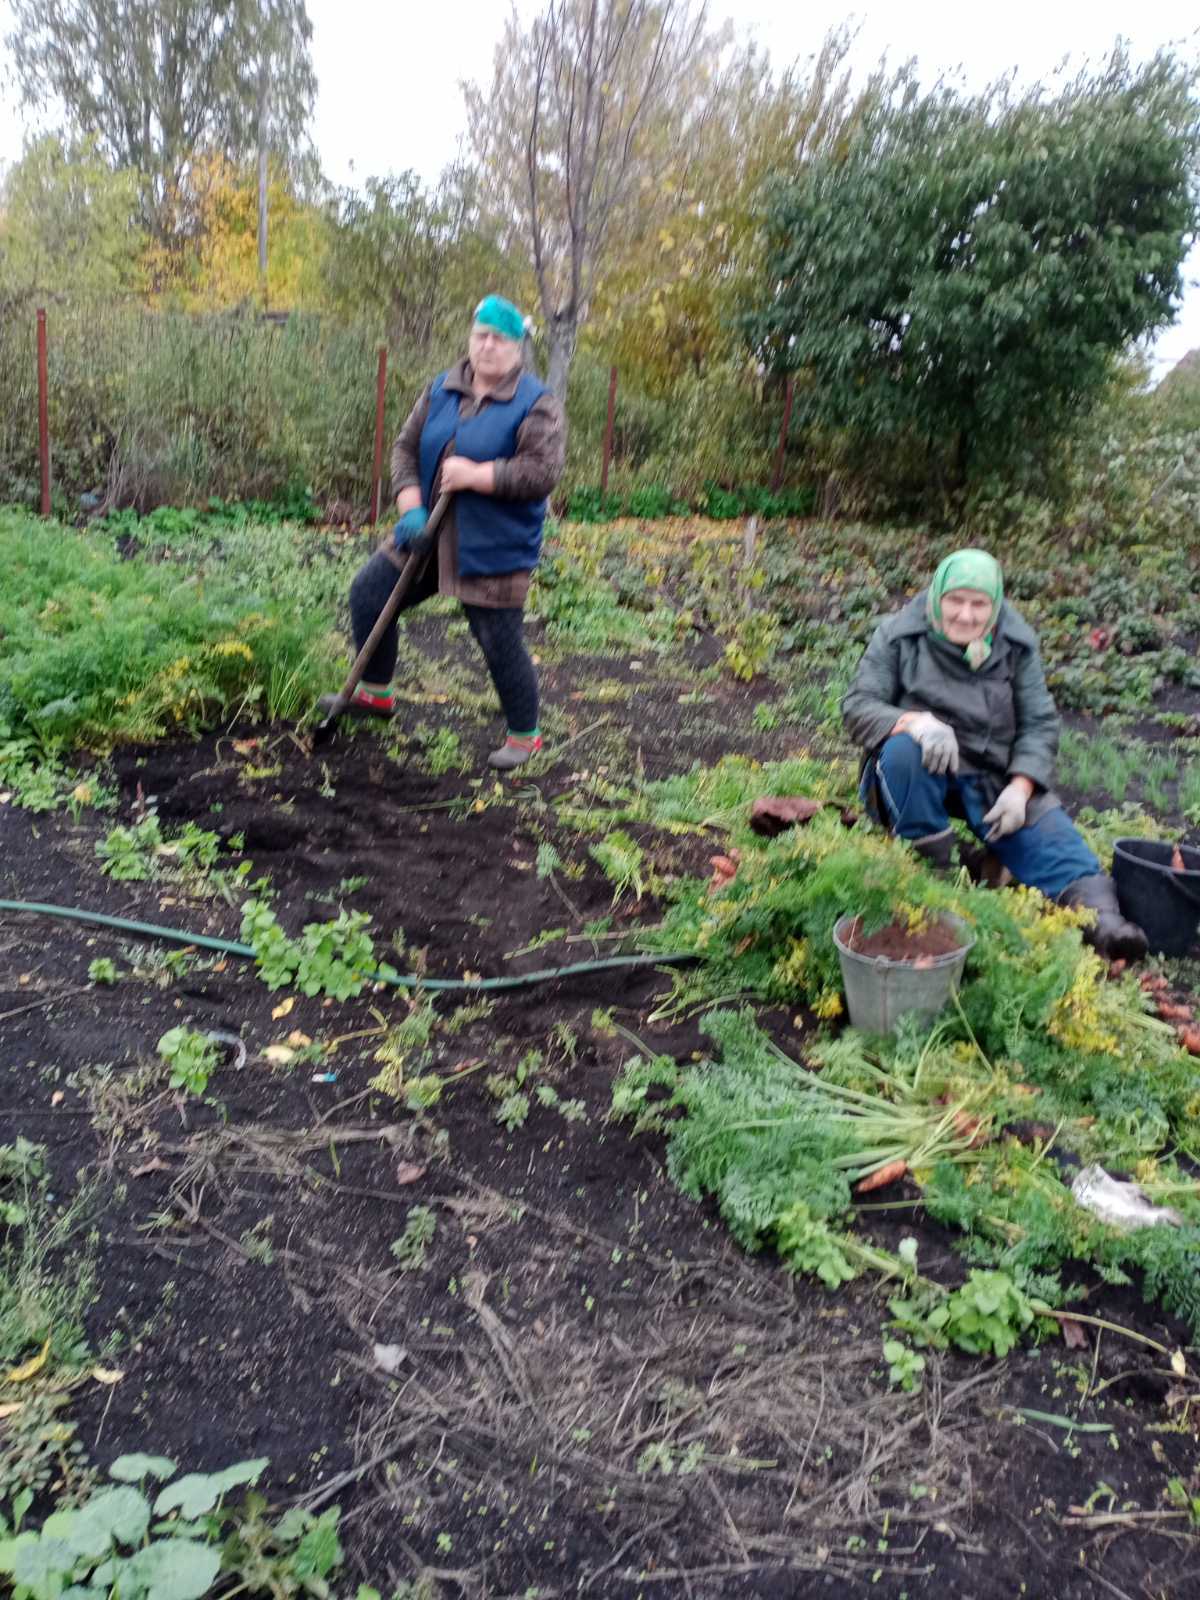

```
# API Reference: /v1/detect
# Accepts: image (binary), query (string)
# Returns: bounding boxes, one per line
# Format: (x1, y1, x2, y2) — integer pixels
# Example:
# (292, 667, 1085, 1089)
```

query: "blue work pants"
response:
(868, 734, 1099, 900)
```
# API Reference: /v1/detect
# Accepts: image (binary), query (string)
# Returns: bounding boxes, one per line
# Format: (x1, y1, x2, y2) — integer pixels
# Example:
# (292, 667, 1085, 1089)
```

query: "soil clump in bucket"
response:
(845, 915, 967, 962)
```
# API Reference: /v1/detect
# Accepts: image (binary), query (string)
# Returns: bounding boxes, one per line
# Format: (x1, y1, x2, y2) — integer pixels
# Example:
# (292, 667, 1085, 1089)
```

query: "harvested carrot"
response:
(1157, 1002, 1194, 1024)
(951, 1109, 989, 1147)
(708, 852, 740, 890)
(1107, 959, 1127, 980)
(1172, 844, 1186, 872)
(1059, 1316, 1090, 1351)
(855, 1159, 908, 1193)
(1180, 1028, 1200, 1057)
(1141, 974, 1170, 993)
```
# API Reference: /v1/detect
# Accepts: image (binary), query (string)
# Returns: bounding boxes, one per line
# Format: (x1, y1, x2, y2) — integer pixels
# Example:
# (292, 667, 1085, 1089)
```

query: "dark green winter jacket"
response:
(842, 592, 1061, 815)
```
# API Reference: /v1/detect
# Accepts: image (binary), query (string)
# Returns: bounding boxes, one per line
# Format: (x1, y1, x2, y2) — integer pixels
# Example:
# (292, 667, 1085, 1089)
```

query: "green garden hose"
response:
(0, 898, 695, 993)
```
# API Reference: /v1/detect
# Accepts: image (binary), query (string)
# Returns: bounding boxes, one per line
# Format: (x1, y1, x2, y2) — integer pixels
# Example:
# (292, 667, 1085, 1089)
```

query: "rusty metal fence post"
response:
(37, 308, 51, 516)
(771, 376, 795, 495)
(600, 364, 618, 495)
(370, 345, 388, 524)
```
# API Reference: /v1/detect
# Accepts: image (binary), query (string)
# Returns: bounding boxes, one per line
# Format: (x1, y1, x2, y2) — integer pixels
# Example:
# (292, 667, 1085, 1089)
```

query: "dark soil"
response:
(844, 916, 969, 962)
(3, 636, 1200, 1598)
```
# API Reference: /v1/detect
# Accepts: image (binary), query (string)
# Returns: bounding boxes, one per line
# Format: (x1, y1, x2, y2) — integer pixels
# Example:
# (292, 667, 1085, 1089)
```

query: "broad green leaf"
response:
(270, 1507, 311, 1544)
(151, 1519, 208, 1538)
(109, 1454, 177, 1484)
(154, 1459, 268, 1519)
(38, 1512, 79, 1544)
(291, 1508, 342, 1580)
(67, 1488, 150, 1558)
(0, 1530, 38, 1575)
(208, 1459, 269, 1499)
(124, 1539, 222, 1600)
(12, 1487, 33, 1532)
(153, 1476, 222, 1520)
(13, 1535, 78, 1599)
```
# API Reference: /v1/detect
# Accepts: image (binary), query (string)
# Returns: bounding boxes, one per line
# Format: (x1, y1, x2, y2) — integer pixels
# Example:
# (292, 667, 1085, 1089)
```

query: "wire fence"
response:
(1, 300, 804, 518)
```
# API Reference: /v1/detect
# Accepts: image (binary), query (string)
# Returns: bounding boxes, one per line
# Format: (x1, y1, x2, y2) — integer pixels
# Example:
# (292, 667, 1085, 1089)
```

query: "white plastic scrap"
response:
(1071, 1164, 1183, 1230)
(373, 1343, 407, 1374)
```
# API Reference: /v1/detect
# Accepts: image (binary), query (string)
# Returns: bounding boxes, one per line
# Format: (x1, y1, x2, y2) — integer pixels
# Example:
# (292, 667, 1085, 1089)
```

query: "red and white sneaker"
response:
(316, 687, 396, 720)
(487, 733, 543, 771)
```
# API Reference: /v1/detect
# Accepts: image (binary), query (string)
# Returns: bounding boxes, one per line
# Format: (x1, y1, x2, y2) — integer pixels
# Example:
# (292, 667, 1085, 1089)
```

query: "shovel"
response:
(311, 492, 452, 746)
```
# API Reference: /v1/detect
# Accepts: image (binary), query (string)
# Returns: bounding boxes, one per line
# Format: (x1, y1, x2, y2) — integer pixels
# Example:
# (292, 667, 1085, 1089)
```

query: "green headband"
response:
(926, 548, 1004, 670)
(473, 294, 525, 343)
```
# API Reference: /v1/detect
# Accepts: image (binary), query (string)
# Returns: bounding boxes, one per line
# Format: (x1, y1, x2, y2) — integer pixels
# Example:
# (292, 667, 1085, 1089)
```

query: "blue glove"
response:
(393, 505, 430, 554)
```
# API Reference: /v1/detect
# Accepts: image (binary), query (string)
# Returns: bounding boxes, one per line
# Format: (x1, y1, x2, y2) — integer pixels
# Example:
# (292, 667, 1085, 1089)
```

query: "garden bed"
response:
(2, 510, 1200, 1597)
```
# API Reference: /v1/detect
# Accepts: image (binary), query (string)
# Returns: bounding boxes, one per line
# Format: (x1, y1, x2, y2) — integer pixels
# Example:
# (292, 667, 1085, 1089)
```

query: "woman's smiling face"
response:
(938, 587, 994, 644)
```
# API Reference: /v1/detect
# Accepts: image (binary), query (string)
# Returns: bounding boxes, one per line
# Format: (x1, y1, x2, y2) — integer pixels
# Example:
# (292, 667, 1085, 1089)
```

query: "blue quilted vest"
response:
(418, 370, 549, 577)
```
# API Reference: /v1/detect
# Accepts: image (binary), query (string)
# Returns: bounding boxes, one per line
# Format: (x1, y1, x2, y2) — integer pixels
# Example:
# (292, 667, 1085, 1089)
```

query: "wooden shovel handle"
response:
(328, 492, 452, 712)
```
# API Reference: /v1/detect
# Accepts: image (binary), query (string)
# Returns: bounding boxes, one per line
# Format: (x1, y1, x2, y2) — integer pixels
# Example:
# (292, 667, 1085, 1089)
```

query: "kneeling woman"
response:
(841, 548, 1147, 960)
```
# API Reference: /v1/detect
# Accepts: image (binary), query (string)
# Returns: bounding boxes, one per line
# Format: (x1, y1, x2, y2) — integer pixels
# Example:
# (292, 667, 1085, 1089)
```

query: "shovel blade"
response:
(310, 694, 349, 746)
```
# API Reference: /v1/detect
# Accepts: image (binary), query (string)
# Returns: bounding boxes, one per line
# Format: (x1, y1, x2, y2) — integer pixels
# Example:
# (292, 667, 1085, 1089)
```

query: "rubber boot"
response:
(956, 837, 1013, 889)
(910, 828, 955, 873)
(1058, 873, 1149, 962)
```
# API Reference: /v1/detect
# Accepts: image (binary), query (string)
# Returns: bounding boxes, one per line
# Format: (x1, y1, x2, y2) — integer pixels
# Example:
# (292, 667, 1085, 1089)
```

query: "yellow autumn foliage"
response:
(145, 152, 327, 312)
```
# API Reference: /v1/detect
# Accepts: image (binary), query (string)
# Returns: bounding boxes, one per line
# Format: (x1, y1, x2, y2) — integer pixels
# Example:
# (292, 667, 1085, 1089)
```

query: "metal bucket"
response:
(833, 912, 974, 1035)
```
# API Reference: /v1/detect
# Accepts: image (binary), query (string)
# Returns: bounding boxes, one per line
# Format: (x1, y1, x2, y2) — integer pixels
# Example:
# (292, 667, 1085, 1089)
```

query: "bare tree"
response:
(467, 0, 717, 399)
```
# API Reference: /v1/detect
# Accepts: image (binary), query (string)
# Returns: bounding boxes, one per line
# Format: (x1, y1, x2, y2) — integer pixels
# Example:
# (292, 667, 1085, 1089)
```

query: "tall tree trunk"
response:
(546, 313, 577, 403)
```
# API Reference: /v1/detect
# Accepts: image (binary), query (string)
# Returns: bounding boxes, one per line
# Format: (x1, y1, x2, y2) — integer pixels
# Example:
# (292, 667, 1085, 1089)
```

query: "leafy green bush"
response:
(239, 901, 396, 1000)
(0, 1453, 349, 1600)
(747, 50, 1200, 508)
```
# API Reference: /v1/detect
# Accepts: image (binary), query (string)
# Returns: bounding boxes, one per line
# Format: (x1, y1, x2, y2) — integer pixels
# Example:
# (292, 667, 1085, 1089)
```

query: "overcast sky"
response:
(2, 1, 1198, 373)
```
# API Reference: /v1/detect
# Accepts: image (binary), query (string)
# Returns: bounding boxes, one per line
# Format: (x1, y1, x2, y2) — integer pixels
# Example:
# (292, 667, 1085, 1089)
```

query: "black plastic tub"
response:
(1112, 839, 1200, 957)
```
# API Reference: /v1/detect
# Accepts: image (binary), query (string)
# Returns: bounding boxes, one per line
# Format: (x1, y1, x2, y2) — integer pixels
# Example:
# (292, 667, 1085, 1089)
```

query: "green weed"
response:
(588, 830, 647, 905)
(239, 900, 394, 1000)
(95, 815, 165, 880)
(1143, 753, 1180, 814)
(156, 1027, 219, 1097)
(418, 727, 466, 776)
(1179, 761, 1200, 825)
(0, 1141, 95, 1381)
(722, 614, 779, 682)
(370, 998, 437, 1100)
(882, 1337, 926, 1393)
(390, 1206, 437, 1271)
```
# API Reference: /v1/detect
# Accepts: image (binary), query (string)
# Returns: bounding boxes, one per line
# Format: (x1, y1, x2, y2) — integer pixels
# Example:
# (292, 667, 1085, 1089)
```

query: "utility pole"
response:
(257, 53, 269, 305)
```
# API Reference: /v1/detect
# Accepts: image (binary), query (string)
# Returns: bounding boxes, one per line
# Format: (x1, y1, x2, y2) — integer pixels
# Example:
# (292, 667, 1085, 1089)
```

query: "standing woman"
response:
(841, 548, 1148, 960)
(320, 295, 565, 770)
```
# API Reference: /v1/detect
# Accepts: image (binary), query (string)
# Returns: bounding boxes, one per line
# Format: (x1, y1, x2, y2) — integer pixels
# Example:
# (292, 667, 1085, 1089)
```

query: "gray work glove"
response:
(904, 712, 959, 776)
(983, 780, 1029, 842)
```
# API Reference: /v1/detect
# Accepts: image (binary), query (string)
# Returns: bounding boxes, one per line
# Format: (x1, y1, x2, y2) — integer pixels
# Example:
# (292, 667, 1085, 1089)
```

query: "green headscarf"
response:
(473, 294, 526, 343)
(926, 548, 1004, 670)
